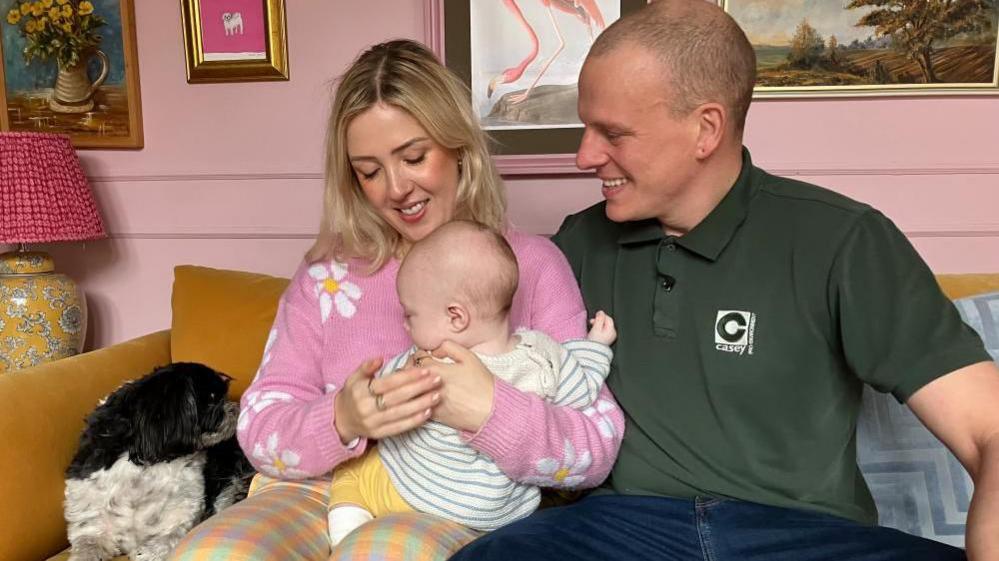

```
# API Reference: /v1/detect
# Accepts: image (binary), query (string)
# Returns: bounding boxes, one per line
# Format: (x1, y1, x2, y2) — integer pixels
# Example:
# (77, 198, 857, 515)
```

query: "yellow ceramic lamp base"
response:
(0, 251, 87, 373)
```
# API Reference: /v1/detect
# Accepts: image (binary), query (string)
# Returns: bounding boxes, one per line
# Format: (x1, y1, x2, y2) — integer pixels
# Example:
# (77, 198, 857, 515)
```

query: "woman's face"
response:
(346, 103, 461, 250)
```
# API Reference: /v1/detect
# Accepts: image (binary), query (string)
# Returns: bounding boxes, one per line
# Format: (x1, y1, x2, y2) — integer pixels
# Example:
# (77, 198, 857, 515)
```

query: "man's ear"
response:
(446, 303, 470, 333)
(693, 102, 726, 160)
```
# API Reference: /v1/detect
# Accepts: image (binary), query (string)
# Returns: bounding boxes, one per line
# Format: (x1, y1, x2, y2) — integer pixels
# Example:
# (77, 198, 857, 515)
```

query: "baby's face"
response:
(398, 280, 451, 351)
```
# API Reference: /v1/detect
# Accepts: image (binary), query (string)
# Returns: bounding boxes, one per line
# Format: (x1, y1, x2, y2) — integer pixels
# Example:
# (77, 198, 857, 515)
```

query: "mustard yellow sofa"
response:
(1, 266, 288, 561)
(2, 266, 997, 561)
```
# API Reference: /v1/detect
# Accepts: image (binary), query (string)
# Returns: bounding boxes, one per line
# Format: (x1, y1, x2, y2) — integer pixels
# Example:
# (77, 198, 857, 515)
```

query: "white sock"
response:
(328, 504, 374, 545)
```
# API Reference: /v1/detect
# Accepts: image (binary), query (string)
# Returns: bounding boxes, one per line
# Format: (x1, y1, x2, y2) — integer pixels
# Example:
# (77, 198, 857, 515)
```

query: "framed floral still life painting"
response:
(1, 0, 143, 148)
(181, 0, 288, 84)
(427, 0, 648, 175)
(721, 0, 999, 98)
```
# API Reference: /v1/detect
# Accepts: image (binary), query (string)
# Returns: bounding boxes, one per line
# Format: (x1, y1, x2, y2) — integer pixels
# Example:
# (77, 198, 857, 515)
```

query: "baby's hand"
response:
(587, 310, 616, 346)
(405, 349, 433, 369)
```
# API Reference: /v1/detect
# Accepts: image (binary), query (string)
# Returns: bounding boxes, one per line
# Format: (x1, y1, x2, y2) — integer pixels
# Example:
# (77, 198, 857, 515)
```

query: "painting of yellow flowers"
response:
(1, 0, 142, 148)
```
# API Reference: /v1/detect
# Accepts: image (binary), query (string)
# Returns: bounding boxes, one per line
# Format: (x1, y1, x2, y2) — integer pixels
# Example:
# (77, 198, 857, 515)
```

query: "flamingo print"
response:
(488, 0, 606, 105)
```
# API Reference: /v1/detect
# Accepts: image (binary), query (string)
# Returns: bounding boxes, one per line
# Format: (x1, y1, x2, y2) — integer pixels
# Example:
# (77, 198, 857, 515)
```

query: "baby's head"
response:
(397, 220, 519, 351)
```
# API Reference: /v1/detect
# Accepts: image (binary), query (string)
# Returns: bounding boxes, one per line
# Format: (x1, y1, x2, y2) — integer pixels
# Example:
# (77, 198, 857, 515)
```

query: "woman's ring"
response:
(375, 394, 386, 411)
(368, 379, 377, 397)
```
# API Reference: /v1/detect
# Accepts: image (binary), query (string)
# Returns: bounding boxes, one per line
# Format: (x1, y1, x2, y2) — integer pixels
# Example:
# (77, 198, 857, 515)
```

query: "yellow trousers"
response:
(330, 446, 414, 516)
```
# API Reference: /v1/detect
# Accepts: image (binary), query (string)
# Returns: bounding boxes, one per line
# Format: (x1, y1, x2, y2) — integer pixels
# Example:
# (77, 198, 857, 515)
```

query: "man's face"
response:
(576, 44, 700, 225)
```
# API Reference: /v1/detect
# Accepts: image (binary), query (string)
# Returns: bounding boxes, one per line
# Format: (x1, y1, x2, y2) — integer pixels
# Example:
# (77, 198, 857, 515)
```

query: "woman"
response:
(171, 39, 624, 561)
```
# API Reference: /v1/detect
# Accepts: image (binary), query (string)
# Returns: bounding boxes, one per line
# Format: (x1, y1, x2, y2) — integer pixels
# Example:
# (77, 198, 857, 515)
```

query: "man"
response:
(451, 1, 999, 559)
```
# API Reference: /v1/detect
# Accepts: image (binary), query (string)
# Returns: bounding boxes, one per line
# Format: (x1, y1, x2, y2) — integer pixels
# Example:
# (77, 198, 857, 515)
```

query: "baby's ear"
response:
(446, 303, 469, 332)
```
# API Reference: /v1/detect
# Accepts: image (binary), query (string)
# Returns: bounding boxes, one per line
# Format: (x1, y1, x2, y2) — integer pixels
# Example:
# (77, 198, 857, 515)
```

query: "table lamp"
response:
(0, 131, 107, 373)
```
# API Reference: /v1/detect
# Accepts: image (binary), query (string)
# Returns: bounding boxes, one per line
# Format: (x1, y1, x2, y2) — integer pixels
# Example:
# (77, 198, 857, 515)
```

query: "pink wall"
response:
(5, 1, 999, 349)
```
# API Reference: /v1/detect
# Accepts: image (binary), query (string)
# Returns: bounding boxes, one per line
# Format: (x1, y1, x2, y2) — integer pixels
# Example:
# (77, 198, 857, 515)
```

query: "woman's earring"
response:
(457, 158, 463, 174)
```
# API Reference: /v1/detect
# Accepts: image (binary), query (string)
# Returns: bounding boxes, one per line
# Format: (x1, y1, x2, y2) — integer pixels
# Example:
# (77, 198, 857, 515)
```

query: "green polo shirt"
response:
(552, 149, 990, 524)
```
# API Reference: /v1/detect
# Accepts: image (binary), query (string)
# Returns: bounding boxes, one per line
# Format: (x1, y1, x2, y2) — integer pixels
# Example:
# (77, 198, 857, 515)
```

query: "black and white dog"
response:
(64, 362, 255, 561)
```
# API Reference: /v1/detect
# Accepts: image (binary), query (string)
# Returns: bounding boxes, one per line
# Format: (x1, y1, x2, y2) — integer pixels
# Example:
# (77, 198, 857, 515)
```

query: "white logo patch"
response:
(714, 310, 756, 355)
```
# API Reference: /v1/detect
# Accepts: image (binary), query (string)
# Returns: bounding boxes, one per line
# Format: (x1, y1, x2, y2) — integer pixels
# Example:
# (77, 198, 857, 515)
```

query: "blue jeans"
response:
(449, 494, 965, 561)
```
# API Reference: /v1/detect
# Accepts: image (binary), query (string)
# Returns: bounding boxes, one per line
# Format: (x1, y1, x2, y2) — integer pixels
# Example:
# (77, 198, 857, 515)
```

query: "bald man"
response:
(451, 1, 999, 560)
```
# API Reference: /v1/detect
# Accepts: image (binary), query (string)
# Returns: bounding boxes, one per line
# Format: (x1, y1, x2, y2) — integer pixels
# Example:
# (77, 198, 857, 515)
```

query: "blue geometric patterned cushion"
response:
(856, 291, 999, 547)
(953, 291, 999, 362)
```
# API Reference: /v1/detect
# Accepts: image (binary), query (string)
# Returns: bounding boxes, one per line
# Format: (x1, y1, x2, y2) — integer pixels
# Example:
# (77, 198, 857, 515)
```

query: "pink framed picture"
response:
(181, 0, 288, 83)
(199, 0, 266, 61)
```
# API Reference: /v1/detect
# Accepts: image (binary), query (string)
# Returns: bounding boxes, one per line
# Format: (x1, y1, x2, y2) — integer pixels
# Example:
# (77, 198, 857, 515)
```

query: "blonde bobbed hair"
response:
(307, 39, 506, 272)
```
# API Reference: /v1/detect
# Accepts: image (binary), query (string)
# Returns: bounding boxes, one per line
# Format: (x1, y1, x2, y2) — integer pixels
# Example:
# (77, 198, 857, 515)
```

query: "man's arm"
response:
(907, 360, 999, 561)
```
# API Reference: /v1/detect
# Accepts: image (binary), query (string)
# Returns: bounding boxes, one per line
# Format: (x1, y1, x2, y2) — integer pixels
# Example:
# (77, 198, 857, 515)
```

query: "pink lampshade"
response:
(0, 131, 106, 244)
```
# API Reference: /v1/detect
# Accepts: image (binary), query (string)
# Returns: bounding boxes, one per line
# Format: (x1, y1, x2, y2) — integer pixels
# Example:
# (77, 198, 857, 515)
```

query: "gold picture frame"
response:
(181, 0, 289, 84)
(1, 0, 143, 149)
(721, 0, 999, 98)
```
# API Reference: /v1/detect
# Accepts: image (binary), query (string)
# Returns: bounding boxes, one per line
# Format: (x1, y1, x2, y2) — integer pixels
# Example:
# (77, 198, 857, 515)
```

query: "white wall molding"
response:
(106, 230, 999, 240)
(86, 168, 999, 239)
(109, 232, 317, 239)
(85, 165, 999, 184)
(906, 230, 999, 238)
(89, 172, 323, 183)
(772, 165, 999, 177)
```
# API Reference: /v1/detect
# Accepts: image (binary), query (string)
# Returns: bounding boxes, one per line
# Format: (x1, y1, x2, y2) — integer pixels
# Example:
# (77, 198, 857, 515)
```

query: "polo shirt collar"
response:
(616, 218, 664, 245)
(674, 147, 758, 260)
(616, 148, 759, 256)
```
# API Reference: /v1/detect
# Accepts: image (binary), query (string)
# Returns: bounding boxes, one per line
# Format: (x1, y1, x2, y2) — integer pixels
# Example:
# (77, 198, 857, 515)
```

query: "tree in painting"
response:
(787, 18, 825, 68)
(847, 0, 995, 83)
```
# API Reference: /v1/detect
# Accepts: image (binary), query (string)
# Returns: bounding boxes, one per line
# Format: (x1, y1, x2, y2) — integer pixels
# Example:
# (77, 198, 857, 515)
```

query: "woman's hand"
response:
(427, 341, 496, 433)
(333, 357, 442, 443)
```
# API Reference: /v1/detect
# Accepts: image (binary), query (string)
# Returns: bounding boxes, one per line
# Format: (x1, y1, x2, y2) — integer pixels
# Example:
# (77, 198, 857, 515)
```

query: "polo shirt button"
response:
(666, 244, 676, 252)
(661, 275, 675, 292)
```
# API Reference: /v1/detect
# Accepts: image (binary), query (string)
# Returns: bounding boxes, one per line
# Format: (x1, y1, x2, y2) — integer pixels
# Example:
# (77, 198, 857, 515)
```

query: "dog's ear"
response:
(129, 373, 200, 464)
(66, 380, 140, 477)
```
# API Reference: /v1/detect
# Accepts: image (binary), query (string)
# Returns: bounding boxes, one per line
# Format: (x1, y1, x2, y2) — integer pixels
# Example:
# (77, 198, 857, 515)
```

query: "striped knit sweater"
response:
(378, 331, 613, 530)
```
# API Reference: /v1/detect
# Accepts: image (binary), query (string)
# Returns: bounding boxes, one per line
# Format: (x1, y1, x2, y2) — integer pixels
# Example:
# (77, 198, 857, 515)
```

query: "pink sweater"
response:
(237, 230, 624, 490)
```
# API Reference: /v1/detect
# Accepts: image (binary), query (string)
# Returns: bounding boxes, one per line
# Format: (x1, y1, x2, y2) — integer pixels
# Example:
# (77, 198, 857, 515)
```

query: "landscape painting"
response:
(722, 0, 999, 96)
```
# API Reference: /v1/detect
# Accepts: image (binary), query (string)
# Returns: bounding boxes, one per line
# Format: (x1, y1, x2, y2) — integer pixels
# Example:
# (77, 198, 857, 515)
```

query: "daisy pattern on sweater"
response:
(308, 260, 362, 321)
(251, 328, 279, 382)
(238, 390, 293, 432)
(522, 440, 592, 489)
(583, 399, 618, 439)
(253, 432, 308, 478)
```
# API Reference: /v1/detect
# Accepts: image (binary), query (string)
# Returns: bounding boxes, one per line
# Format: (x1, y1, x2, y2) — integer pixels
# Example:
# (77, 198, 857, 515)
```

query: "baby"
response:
(328, 220, 616, 544)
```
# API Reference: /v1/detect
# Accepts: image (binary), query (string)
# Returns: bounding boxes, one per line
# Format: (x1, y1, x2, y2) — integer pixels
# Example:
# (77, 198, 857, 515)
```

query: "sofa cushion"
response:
(857, 290, 999, 547)
(952, 291, 999, 361)
(171, 265, 289, 398)
(937, 273, 999, 301)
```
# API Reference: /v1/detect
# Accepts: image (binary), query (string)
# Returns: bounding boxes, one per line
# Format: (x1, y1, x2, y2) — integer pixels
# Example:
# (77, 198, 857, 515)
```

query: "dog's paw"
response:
(132, 548, 168, 561)
(132, 541, 177, 561)
(68, 541, 111, 561)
